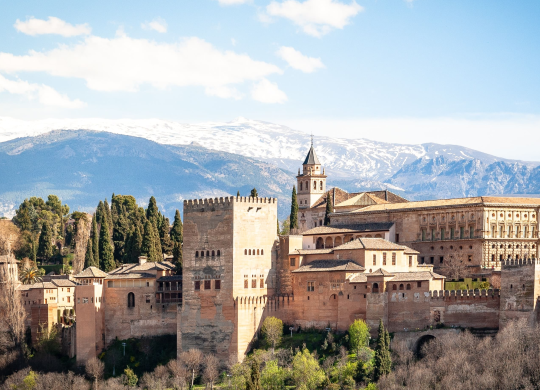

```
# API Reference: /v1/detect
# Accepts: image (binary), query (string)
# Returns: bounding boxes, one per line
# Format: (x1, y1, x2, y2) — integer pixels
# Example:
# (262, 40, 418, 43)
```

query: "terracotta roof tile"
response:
(349, 273, 367, 283)
(292, 260, 364, 273)
(74, 266, 108, 278)
(30, 282, 57, 289)
(105, 273, 156, 280)
(334, 238, 406, 251)
(157, 275, 183, 282)
(388, 271, 446, 282)
(367, 268, 395, 276)
(302, 222, 394, 235)
(51, 279, 77, 287)
(290, 249, 334, 255)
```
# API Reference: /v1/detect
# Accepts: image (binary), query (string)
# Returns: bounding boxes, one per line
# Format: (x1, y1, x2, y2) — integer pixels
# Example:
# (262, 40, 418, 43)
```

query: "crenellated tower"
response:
(296, 139, 327, 210)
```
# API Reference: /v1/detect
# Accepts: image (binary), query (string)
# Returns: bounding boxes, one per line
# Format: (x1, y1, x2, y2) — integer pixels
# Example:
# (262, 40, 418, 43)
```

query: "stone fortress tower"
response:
(178, 196, 279, 361)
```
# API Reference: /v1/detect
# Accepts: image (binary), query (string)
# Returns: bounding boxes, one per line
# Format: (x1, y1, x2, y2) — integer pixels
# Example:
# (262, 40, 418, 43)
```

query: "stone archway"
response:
(325, 237, 334, 249)
(316, 237, 324, 249)
(414, 335, 436, 359)
(334, 236, 343, 247)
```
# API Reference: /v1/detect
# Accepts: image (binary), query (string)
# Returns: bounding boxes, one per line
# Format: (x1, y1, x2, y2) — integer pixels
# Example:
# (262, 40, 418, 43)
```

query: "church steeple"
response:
(296, 138, 327, 215)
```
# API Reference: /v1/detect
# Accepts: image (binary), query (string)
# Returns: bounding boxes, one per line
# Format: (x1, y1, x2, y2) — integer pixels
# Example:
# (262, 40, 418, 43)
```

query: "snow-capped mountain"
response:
(5, 116, 532, 183)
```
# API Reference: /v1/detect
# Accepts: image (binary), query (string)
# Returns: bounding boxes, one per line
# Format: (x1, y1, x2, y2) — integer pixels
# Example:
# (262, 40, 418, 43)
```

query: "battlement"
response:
(184, 196, 278, 211)
(501, 258, 540, 267)
(430, 289, 500, 299)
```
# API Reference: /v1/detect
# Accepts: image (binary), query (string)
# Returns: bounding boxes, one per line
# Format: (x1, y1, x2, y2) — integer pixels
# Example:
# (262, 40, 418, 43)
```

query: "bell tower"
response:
(296, 137, 327, 210)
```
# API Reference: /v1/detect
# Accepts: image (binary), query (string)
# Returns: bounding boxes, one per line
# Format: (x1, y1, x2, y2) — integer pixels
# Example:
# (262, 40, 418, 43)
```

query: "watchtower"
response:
(296, 140, 327, 209)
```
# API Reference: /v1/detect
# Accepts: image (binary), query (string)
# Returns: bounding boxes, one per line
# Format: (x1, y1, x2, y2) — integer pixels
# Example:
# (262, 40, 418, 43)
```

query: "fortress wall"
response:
(387, 291, 431, 332)
(75, 284, 103, 365)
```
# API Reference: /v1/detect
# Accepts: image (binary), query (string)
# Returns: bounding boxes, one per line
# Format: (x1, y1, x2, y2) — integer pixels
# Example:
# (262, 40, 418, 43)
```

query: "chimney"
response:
(138, 256, 147, 265)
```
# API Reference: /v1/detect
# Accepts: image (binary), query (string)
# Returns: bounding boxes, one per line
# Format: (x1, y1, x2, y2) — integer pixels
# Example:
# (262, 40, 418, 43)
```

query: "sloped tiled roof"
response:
(367, 268, 395, 277)
(388, 271, 446, 282)
(157, 275, 183, 282)
(349, 273, 367, 283)
(51, 279, 77, 287)
(302, 222, 394, 235)
(303, 145, 321, 165)
(292, 260, 364, 273)
(74, 267, 108, 278)
(289, 249, 334, 255)
(334, 238, 407, 251)
(311, 188, 408, 209)
(108, 261, 175, 275)
(30, 282, 57, 289)
(105, 273, 156, 280)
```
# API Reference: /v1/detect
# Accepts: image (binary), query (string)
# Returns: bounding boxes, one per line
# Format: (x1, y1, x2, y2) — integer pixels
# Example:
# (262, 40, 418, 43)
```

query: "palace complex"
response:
(9, 143, 540, 364)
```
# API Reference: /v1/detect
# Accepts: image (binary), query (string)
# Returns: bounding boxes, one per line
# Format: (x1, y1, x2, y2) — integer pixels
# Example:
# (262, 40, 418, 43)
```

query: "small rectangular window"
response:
(307, 281, 315, 292)
(383, 253, 387, 266)
(417, 282, 422, 288)
(290, 258, 296, 267)
(146, 295, 151, 303)
(430, 257, 434, 264)
(252, 279, 256, 288)
(422, 229, 426, 241)
(83, 298, 88, 304)
(244, 279, 248, 289)
(440, 256, 444, 264)
(260, 278, 264, 288)
(451, 227, 455, 239)
(392, 253, 396, 265)
(215, 280, 221, 290)
(67, 288, 70, 292)
(470, 226, 474, 238)
(194, 281, 201, 291)
(204, 280, 211, 290)
(431, 229, 436, 241)
(409, 256, 412, 267)
(67, 297, 70, 303)
(373, 254, 376, 266)
(395, 234, 399, 243)
(441, 228, 445, 240)
(460, 227, 465, 239)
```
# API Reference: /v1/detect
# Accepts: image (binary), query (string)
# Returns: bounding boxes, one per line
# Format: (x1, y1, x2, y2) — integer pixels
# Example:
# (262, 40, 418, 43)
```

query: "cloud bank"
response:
(276, 46, 324, 73)
(14, 17, 91, 37)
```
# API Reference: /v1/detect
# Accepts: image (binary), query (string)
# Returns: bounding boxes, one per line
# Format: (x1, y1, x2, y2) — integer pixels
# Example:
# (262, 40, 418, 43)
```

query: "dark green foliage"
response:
(141, 220, 159, 262)
(159, 216, 172, 255)
(277, 218, 280, 235)
(373, 320, 391, 381)
(152, 223, 163, 261)
(246, 359, 261, 390)
(290, 186, 298, 230)
(84, 237, 96, 268)
(92, 215, 100, 266)
(104, 199, 113, 236)
(99, 218, 116, 272)
(37, 222, 54, 260)
(95, 200, 106, 226)
(324, 194, 332, 226)
(146, 196, 160, 227)
(237, 190, 241, 196)
(112, 212, 130, 261)
(172, 241, 182, 273)
(250, 188, 259, 198)
(170, 210, 183, 244)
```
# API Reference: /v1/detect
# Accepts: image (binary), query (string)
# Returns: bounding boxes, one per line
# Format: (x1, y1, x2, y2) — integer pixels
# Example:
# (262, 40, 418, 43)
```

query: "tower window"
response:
(320, 181, 323, 190)
(127, 292, 135, 308)
(300, 182, 303, 191)
(313, 181, 316, 190)
(195, 251, 199, 258)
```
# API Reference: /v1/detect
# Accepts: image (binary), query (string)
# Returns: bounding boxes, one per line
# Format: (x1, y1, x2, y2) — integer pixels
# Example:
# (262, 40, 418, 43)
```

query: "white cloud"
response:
(141, 18, 168, 33)
(251, 78, 287, 103)
(276, 46, 324, 73)
(14, 17, 91, 37)
(0, 35, 283, 102)
(266, 0, 363, 37)
(205, 85, 243, 100)
(0, 74, 86, 108)
(215, 0, 252, 5)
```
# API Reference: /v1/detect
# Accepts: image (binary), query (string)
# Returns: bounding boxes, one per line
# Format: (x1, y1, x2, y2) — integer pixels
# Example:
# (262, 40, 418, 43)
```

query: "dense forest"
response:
(9, 194, 183, 275)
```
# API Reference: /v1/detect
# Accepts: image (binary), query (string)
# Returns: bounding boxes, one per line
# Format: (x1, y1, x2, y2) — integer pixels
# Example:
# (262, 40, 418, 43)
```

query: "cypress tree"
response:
(170, 210, 183, 244)
(277, 218, 280, 235)
(92, 214, 99, 266)
(159, 217, 173, 255)
(141, 220, 158, 262)
(95, 201, 105, 225)
(153, 222, 163, 261)
(324, 194, 332, 226)
(250, 188, 258, 198)
(246, 360, 261, 390)
(84, 236, 95, 268)
(37, 222, 54, 260)
(173, 241, 182, 273)
(237, 190, 240, 197)
(99, 218, 115, 272)
(373, 319, 392, 381)
(133, 225, 143, 261)
(290, 185, 298, 230)
(104, 199, 113, 236)
(146, 196, 159, 227)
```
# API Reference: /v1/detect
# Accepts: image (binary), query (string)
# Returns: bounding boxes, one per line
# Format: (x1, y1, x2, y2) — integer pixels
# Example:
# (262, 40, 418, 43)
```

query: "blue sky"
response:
(0, 0, 539, 158)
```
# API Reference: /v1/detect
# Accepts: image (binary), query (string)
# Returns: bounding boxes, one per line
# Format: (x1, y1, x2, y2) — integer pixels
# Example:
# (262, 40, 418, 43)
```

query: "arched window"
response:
(300, 182, 303, 191)
(313, 181, 316, 190)
(320, 181, 323, 190)
(305, 181, 308, 190)
(244, 249, 247, 255)
(201, 251, 204, 257)
(195, 251, 199, 258)
(257, 249, 260, 255)
(406, 284, 411, 290)
(319, 220, 323, 226)
(316, 237, 324, 249)
(206, 251, 210, 257)
(373, 283, 379, 293)
(127, 292, 135, 308)
(212, 250, 215, 257)
(261, 249, 264, 255)
(217, 250, 221, 256)
(249, 249, 251, 255)
(392, 284, 397, 290)
(399, 284, 404, 290)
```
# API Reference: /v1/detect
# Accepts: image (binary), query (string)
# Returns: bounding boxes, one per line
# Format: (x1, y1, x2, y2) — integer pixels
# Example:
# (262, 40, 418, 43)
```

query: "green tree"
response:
(237, 190, 241, 197)
(159, 216, 173, 254)
(290, 186, 298, 231)
(373, 320, 391, 381)
(84, 237, 96, 268)
(99, 218, 115, 272)
(173, 241, 182, 273)
(349, 319, 370, 357)
(324, 194, 333, 226)
(291, 349, 326, 390)
(261, 316, 283, 353)
(261, 360, 287, 390)
(250, 188, 258, 198)
(104, 199, 113, 235)
(246, 359, 261, 390)
(92, 214, 99, 267)
(37, 222, 54, 260)
(20, 267, 43, 284)
(141, 220, 158, 262)
(95, 201, 106, 226)
(23, 370, 37, 390)
(170, 210, 183, 244)
(277, 218, 280, 235)
(152, 222, 163, 261)
(146, 196, 160, 226)
(123, 367, 138, 387)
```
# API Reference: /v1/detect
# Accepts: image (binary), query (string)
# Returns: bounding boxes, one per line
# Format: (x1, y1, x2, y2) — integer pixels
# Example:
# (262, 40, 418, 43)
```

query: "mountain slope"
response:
(0, 130, 295, 218)
(3, 117, 536, 184)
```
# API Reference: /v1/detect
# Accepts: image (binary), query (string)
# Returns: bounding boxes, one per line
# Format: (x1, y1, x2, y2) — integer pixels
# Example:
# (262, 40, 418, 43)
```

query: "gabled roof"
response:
(106, 273, 156, 280)
(303, 145, 321, 165)
(290, 249, 334, 255)
(30, 282, 57, 289)
(333, 238, 408, 251)
(310, 188, 407, 209)
(349, 273, 367, 283)
(302, 222, 394, 236)
(367, 268, 395, 277)
(388, 271, 446, 282)
(157, 275, 183, 282)
(51, 279, 77, 287)
(74, 266, 108, 278)
(292, 260, 364, 273)
(108, 261, 175, 275)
